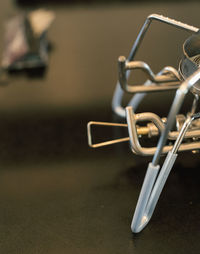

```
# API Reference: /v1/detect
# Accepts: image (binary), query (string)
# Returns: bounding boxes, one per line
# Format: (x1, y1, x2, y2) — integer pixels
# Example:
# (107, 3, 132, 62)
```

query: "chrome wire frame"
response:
(112, 14, 199, 118)
(87, 14, 200, 233)
(88, 68, 200, 233)
(88, 110, 200, 154)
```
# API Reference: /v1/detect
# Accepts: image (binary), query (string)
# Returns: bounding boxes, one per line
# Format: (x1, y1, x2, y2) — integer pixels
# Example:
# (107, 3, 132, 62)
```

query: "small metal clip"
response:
(87, 121, 129, 148)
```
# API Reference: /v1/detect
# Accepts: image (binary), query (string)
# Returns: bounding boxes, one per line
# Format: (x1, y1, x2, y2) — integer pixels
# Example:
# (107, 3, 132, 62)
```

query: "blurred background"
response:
(0, 1, 200, 253)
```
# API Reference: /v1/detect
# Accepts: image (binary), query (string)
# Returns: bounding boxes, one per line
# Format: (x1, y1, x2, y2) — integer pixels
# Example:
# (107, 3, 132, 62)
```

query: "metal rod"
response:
(152, 68, 200, 165)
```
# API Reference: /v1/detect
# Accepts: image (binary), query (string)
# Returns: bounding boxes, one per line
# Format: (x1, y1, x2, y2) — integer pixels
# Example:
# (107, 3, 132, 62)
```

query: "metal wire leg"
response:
(131, 113, 200, 233)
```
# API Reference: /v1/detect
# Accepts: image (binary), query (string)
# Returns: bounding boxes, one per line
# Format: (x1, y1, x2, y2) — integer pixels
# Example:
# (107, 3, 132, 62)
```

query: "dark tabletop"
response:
(0, 1, 200, 253)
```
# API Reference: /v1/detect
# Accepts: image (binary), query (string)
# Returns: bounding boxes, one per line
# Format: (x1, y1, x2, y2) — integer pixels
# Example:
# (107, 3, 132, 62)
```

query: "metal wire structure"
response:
(87, 14, 200, 233)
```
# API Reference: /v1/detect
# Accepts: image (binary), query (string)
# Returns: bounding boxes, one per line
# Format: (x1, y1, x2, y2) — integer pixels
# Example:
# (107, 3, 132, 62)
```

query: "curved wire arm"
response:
(118, 59, 180, 93)
(112, 14, 199, 118)
(131, 68, 200, 233)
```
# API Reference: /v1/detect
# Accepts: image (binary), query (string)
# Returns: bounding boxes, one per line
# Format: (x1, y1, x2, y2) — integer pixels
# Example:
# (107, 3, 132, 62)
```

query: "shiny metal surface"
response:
(180, 32, 200, 94)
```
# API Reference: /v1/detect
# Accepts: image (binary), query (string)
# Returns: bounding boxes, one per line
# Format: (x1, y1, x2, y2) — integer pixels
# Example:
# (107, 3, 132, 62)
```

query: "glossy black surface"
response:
(0, 1, 200, 253)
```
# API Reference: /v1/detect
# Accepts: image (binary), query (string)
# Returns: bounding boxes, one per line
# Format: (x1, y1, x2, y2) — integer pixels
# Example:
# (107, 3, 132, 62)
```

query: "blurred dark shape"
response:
(2, 9, 55, 78)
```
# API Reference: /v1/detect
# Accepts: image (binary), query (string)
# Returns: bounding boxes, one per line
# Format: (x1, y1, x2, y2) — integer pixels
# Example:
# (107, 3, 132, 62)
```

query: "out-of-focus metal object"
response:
(1, 9, 55, 75)
(87, 14, 200, 233)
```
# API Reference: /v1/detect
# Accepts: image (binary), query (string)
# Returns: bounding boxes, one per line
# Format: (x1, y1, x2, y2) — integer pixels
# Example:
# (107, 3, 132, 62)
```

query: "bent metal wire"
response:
(87, 14, 200, 233)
